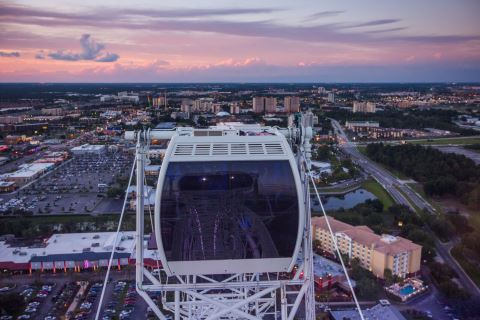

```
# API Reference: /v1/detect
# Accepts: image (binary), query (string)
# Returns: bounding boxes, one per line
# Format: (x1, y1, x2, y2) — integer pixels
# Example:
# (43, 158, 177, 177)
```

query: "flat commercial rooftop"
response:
(330, 303, 406, 320)
(3, 162, 55, 179)
(71, 144, 106, 152)
(0, 231, 138, 264)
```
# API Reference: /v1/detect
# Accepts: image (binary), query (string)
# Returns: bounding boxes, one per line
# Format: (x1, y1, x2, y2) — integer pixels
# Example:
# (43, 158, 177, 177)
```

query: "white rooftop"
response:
(330, 303, 406, 320)
(5, 162, 55, 179)
(0, 232, 137, 264)
(127, 185, 154, 194)
(380, 234, 398, 244)
(71, 144, 106, 152)
(311, 161, 331, 169)
(145, 165, 161, 171)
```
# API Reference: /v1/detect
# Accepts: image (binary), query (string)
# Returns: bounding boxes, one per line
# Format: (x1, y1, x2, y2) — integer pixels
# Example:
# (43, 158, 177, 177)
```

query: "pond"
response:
(311, 188, 377, 211)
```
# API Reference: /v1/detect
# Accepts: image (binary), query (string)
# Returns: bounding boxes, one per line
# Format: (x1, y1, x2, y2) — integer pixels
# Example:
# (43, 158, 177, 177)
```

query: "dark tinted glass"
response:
(160, 160, 299, 262)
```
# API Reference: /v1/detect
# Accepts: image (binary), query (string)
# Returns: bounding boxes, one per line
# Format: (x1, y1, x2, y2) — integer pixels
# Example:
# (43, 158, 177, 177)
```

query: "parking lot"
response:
(0, 151, 133, 215)
(0, 281, 56, 320)
(0, 271, 151, 320)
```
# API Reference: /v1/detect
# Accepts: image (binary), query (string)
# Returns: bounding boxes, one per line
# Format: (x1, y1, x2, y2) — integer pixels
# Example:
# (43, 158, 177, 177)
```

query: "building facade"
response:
(345, 121, 380, 131)
(312, 216, 422, 279)
(327, 92, 335, 103)
(252, 97, 277, 113)
(0, 116, 24, 124)
(353, 101, 377, 113)
(284, 96, 300, 113)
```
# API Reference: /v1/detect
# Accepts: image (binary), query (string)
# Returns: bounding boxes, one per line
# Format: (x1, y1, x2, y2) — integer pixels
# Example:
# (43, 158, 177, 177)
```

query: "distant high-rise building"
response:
(252, 97, 277, 113)
(265, 97, 277, 113)
(41, 108, 64, 116)
(252, 97, 264, 113)
(190, 98, 215, 112)
(327, 92, 335, 103)
(353, 101, 376, 113)
(317, 87, 326, 94)
(284, 96, 300, 113)
(230, 104, 240, 114)
(180, 104, 191, 113)
(211, 104, 223, 113)
(0, 116, 24, 124)
(152, 95, 167, 108)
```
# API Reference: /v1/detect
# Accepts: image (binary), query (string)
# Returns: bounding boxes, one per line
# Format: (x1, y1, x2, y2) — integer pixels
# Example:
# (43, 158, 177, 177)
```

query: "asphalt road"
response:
(395, 285, 452, 320)
(330, 119, 435, 214)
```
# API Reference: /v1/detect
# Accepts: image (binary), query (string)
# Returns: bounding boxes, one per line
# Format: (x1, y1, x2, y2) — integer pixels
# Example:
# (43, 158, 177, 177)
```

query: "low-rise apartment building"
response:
(312, 216, 421, 279)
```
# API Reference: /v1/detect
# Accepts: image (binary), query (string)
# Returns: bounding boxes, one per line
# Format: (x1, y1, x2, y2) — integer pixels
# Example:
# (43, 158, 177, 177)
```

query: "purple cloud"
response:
(0, 4, 277, 21)
(1, 3, 478, 46)
(94, 53, 120, 62)
(125, 7, 279, 18)
(35, 51, 45, 59)
(302, 10, 345, 22)
(343, 19, 401, 28)
(0, 51, 20, 57)
(47, 34, 119, 62)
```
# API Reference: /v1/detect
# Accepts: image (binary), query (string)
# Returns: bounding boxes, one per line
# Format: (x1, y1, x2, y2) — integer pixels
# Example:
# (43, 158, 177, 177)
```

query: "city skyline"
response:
(0, 0, 480, 82)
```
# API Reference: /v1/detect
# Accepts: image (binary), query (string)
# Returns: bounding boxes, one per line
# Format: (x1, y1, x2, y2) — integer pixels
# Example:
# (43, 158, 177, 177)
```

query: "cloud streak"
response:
(0, 51, 20, 57)
(1, 3, 478, 46)
(343, 19, 401, 28)
(0, 4, 277, 21)
(44, 34, 119, 62)
(302, 10, 345, 22)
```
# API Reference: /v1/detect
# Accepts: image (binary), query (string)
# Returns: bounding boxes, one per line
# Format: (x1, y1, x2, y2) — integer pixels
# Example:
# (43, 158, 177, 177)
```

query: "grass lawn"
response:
(406, 183, 444, 214)
(392, 185, 421, 214)
(407, 136, 480, 146)
(451, 213, 480, 287)
(451, 245, 480, 287)
(357, 145, 367, 155)
(468, 212, 480, 231)
(361, 179, 394, 209)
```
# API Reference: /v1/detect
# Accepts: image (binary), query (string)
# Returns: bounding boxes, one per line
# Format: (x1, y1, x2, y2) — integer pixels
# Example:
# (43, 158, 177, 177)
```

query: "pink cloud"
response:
(214, 57, 265, 67)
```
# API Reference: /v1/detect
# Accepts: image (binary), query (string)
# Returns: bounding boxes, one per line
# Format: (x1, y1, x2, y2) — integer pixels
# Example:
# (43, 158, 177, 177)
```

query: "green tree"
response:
(312, 239, 322, 253)
(107, 187, 123, 198)
(0, 292, 25, 316)
(383, 268, 394, 286)
(349, 258, 364, 280)
(356, 277, 380, 300)
(438, 280, 470, 299)
(197, 116, 208, 127)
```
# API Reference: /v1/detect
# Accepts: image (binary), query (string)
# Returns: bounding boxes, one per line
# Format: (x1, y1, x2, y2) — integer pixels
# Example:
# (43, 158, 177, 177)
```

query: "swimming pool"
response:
(399, 284, 415, 296)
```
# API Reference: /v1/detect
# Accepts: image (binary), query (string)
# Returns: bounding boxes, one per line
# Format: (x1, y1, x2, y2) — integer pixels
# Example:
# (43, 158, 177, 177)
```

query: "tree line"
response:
(366, 143, 480, 209)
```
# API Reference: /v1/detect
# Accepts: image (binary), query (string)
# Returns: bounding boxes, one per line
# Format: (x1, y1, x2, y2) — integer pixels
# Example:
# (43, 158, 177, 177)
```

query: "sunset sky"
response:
(1, 0, 479, 82)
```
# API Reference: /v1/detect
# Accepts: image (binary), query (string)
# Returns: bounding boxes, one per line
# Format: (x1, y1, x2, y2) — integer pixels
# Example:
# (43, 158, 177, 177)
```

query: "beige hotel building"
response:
(312, 216, 422, 279)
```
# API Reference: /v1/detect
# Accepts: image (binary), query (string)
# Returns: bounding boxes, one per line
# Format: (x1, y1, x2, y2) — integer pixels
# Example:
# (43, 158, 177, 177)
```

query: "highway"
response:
(330, 119, 480, 298)
(330, 119, 435, 214)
